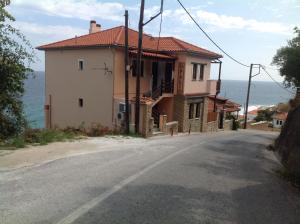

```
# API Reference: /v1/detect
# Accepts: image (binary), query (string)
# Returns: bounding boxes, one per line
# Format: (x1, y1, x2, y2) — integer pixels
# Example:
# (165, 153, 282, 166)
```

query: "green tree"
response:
(0, 0, 34, 139)
(254, 109, 273, 122)
(272, 27, 300, 88)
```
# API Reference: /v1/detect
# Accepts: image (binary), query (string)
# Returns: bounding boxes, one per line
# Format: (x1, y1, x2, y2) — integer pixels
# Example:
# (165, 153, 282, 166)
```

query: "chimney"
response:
(89, 20, 101, 34)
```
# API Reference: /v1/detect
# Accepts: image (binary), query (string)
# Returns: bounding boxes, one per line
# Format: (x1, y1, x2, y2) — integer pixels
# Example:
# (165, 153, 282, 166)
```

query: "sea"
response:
(23, 72, 295, 128)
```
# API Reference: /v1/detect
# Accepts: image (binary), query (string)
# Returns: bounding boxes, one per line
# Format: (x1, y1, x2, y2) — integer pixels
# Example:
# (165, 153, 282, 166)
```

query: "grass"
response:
(0, 126, 142, 150)
(274, 166, 300, 190)
(0, 129, 83, 149)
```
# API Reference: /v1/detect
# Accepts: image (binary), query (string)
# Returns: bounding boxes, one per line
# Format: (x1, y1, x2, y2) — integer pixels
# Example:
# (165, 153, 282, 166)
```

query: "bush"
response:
(275, 167, 300, 189)
(0, 128, 81, 149)
(232, 118, 240, 130)
(87, 124, 111, 137)
(255, 109, 273, 122)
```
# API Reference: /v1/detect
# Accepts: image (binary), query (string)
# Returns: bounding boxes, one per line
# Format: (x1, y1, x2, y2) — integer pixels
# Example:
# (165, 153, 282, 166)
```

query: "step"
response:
(152, 131, 165, 136)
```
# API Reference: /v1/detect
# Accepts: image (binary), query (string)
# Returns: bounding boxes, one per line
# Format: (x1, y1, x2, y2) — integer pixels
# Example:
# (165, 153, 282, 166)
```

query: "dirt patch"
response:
(0, 136, 147, 171)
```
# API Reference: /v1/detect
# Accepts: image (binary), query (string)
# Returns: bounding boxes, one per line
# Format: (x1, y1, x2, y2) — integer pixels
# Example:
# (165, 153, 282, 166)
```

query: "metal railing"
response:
(151, 79, 174, 100)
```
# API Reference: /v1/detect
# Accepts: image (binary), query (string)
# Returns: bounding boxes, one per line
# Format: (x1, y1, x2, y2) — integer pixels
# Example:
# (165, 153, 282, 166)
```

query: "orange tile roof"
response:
(129, 50, 175, 59)
(272, 112, 288, 120)
(37, 26, 221, 59)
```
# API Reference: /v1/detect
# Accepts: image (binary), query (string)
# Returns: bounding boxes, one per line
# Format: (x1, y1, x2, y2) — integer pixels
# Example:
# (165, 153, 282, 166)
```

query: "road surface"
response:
(1, 130, 300, 224)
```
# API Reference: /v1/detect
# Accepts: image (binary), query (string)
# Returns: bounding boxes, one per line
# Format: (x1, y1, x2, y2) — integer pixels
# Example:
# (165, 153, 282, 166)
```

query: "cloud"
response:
(11, 0, 125, 21)
(173, 8, 292, 35)
(13, 21, 86, 43)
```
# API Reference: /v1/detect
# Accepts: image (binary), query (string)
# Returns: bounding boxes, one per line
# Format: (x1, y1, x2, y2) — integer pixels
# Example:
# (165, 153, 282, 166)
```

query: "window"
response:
(79, 98, 83, 107)
(199, 64, 205, 80)
(119, 103, 126, 113)
(189, 103, 194, 119)
(192, 64, 197, 80)
(132, 60, 144, 77)
(280, 120, 283, 125)
(276, 120, 279, 125)
(195, 103, 201, 118)
(78, 59, 84, 70)
(192, 63, 205, 80)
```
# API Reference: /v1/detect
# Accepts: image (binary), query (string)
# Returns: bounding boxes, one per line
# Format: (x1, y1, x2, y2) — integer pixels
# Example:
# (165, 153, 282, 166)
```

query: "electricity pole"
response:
(243, 63, 261, 129)
(135, 0, 145, 134)
(124, 10, 129, 134)
(135, 0, 164, 134)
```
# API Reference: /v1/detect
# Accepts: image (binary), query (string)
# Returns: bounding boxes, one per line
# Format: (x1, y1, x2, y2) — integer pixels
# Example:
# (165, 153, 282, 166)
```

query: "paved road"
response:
(1, 130, 300, 224)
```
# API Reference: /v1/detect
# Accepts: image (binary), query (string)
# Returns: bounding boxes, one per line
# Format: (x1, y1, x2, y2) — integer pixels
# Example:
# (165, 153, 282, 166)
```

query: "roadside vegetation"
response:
(0, 129, 83, 149)
(275, 167, 300, 190)
(272, 27, 300, 189)
(0, 124, 141, 149)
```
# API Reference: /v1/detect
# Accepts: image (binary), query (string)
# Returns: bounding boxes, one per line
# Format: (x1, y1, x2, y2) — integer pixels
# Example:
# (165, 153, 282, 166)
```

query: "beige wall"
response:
(45, 48, 114, 129)
(183, 55, 212, 95)
(113, 49, 152, 99)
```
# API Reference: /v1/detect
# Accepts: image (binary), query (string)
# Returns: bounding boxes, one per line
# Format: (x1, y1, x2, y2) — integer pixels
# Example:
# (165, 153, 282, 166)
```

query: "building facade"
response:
(38, 21, 222, 136)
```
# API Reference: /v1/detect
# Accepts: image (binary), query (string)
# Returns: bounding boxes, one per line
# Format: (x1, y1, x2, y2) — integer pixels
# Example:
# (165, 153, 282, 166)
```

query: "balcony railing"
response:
(152, 79, 174, 100)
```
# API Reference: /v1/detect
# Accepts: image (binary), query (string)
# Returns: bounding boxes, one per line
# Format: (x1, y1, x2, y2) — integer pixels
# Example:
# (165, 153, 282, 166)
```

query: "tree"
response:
(0, 0, 34, 139)
(272, 27, 300, 88)
(254, 109, 273, 122)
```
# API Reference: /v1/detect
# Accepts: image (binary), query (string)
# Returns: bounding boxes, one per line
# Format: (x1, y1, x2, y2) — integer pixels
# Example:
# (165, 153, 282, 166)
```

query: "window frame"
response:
(78, 98, 83, 107)
(195, 103, 201, 118)
(199, 64, 205, 81)
(192, 63, 197, 81)
(189, 103, 194, 119)
(119, 103, 126, 113)
(78, 59, 84, 71)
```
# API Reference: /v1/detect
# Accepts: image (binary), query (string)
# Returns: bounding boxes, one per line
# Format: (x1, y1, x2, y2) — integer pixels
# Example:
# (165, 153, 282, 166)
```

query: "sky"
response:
(6, 0, 300, 81)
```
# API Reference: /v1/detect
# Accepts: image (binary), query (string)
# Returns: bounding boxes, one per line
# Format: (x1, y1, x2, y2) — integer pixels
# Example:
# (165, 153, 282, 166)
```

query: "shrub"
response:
(232, 118, 240, 130)
(87, 124, 111, 137)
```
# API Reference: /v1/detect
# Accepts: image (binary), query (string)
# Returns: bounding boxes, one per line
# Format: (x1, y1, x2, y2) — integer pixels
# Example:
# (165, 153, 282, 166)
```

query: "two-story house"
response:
(37, 20, 222, 136)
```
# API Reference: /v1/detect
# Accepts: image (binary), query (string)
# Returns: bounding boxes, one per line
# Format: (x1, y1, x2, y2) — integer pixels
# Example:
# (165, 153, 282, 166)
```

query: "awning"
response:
(129, 50, 175, 60)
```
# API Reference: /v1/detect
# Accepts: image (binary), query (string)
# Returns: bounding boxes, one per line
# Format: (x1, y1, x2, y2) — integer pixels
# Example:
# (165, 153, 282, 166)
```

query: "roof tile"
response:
(37, 26, 221, 58)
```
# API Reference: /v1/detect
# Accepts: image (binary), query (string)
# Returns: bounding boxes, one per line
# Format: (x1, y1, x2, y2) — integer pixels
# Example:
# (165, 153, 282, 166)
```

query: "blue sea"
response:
(23, 72, 295, 128)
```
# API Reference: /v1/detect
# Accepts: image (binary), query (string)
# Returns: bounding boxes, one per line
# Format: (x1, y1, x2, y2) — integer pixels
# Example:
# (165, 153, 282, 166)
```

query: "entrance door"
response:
(152, 62, 158, 91)
(165, 63, 173, 84)
(177, 62, 185, 94)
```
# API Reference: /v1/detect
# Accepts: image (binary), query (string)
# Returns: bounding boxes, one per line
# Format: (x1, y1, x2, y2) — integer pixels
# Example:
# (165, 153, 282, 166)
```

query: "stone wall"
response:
(173, 95, 185, 132)
(141, 103, 153, 138)
(207, 121, 218, 132)
(165, 121, 179, 136)
(224, 119, 233, 130)
(173, 95, 210, 133)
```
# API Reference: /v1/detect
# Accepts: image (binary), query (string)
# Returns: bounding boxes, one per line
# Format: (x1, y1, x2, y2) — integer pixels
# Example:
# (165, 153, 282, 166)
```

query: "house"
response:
(272, 111, 288, 128)
(207, 96, 241, 129)
(247, 109, 258, 121)
(37, 20, 222, 136)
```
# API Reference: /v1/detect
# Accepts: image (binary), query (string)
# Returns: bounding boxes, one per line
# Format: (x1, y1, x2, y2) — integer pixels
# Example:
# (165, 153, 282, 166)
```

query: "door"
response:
(177, 62, 185, 94)
(152, 62, 158, 91)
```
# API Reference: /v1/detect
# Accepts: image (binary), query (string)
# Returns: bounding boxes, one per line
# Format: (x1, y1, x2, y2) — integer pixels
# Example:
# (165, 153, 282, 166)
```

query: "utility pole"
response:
(135, 0, 164, 134)
(135, 0, 145, 134)
(213, 60, 222, 112)
(244, 64, 261, 129)
(124, 10, 129, 134)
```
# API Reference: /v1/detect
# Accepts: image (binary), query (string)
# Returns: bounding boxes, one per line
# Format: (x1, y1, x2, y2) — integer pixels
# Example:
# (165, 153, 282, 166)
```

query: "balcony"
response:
(206, 80, 218, 95)
(152, 79, 174, 100)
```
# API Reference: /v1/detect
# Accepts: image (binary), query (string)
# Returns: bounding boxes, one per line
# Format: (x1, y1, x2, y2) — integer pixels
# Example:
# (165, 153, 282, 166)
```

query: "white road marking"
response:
(56, 143, 204, 224)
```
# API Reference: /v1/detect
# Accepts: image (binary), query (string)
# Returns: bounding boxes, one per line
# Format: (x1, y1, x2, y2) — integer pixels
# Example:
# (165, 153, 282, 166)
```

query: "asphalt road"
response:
(1, 130, 300, 224)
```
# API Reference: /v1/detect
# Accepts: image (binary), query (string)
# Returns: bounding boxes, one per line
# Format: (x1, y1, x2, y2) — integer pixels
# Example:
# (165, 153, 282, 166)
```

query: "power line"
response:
(176, 0, 250, 68)
(261, 66, 295, 95)
(155, 6, 163, 57)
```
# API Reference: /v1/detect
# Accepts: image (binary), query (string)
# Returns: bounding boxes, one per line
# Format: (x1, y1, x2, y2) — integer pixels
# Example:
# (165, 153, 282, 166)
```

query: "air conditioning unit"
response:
(117, 112, 124, 120)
